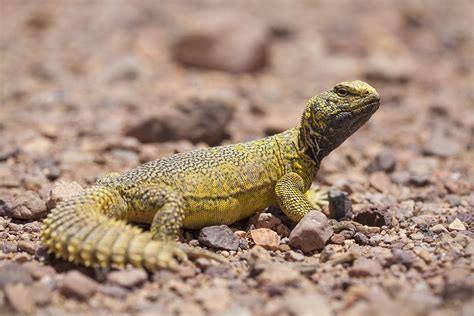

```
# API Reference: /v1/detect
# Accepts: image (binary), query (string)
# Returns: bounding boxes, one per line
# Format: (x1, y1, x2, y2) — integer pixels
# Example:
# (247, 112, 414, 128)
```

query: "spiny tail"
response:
(41, 186, 184, 270)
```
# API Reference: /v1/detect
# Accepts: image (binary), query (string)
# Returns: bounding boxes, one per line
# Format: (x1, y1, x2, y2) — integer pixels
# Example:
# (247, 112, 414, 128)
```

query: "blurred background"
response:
(0, 1, 473, 314)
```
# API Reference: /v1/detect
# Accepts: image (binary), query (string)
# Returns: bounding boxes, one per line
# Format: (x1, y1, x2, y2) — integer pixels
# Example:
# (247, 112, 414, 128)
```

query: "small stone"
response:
(284, 292, 332, 316)
(17, 240, 37, 255)
(410, 232, 425, 240)
(107, 268, 148, 288)
(198, 225, 240, 251)
(31, 281, 52, 306)
(46, 181, 83, 210)
(328, 190, 352, 220)
(0, 262, 33, 289)
(22, 261, 56, 280)
(366, 147, 396, 173)
(448, 218, 466, 231)
(418, 249, 433, 263)
(354, 232, 369, 245)
(99, 285, 129, 298)
(254, 212, 282, 230)
(61, 271, 99, 300)
(2, 242, 18, 253)
(349, 257, 383, 277)
(330, 233, 345, 245)
(423, 130, 466, 157)
(250, 228, 280, 251)
(172, 10, 270, 73)
(465, 241, 474, 256)
(369, 172, 393, 193)
(431, 224, 448, 233)
(102, 56, 142, 83)
(391, 248, 414, 267)
(353, 206, 391, 227)
(289, 211, 333, 252)
(284, 251, 305, 262)
(126, 93, 235, 146)
(276, 223, 291, 238)
(4, 283, 35, 314)
(8, 191, 47, 220)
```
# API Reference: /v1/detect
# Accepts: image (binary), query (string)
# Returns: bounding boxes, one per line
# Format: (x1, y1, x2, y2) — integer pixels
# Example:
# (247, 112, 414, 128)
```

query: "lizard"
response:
(41, 80, 380, 271)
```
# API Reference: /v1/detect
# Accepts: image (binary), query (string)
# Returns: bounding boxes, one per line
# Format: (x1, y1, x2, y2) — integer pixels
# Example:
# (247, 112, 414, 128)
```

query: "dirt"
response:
(1, 1, 473, 315)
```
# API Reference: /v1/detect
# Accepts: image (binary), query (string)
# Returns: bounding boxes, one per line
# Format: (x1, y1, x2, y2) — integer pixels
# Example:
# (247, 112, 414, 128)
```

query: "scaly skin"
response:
(41, 80, 380, 270)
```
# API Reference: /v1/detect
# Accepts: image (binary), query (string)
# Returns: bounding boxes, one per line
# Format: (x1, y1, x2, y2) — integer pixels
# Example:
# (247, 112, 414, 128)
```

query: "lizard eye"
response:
(335, 87, 349, 97)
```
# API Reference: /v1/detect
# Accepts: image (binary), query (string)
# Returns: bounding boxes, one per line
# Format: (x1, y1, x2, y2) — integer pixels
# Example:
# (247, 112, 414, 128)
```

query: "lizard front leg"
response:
(275, 172, 314, 222)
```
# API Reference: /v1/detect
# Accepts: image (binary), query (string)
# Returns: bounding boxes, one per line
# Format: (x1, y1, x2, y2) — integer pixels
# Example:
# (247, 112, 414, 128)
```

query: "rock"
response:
(250, 228, 280, 250)
(448, 218, 466, 231)
(107, 268, 148, 288)
(423, 130, 466, 157)
(349, 257, 383, 277)
(353, 206, 391, 227)
(126, 93, 235, 146)
(289, 211, 333, 252)
(254, 212, 282, 230)
(328, 190, 352, 220)
(17, 240, 37, 255)
(22, 261, 56, 280)
(172, 10, 270, 73)
(283, 291, 332, 316)
(0, 144, 19, 161)
(2, 242, 18, 253)
(46, 181, 83, 210)
(195, 285, 231, 311)
(369, 172, 393, 193)
(364, 55, 412, 83)
(31, 281, 52, 305)
(198, 225, 240, 251)
(431, 224, 448, 233)
(390, 248, 415, 267)
(102, 56, 142, 83)
(276, 223, 291, 238)
(98, 285, 129, 298)
(284, 251, 305, 262)
(0, 262, 33, 289)
(256, 263, 301, 285)
(61, 271, 99, 300)
(4, 283, 35, 314)
(330, 233, 345, 245)
(366, 147, 396, 173)
(8, 191, 47, 220)
(0, 191, 14, 217)
(354, 232, 369, 245)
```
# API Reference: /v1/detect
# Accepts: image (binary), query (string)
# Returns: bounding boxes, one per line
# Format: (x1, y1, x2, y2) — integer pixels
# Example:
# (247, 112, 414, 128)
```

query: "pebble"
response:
(254, 212, 281, 230)
(369, 172, 393, 193)
(410, 232, 425, 240)
(17, 240, 37, 255)
(431, 224, 448, 233)
(31, 281, 52, 306)
(198, 225, 240, 251)
(448, 218, 466, 231)
(126, 93, 235, 146)
(366, 147, 396, 173)
(284, 251, 305, 262)
(4, 283, 35, 314)
(276, 223, 291, 238)
(353, 206, 391, 227)
(328, 190, 352, 220)
(22, 261, 56, 280)
(349, 257, 383, 277)
(289, 211, 333, 252)
(354, 232, 369, 245)
(423, 130, 466, 157)
(46, 181, 83, 210)
(172, 10, 270, 73)
(61, 271, 99, 300)
(98, 284, 129, 299)
(391, 248, 415, 267)
(283, 292, 332, 316)
(7, 191, 47, 220)
(330, 233, 345, 245)
(0, 262, 33, 289)
(250, 228, 280, 251)
(107, 268, 148, 288)
(2, 242, 18, 253)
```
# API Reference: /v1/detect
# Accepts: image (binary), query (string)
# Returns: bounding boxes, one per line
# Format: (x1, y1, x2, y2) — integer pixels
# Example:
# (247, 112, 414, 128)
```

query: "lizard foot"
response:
(305, 186, 329, 211)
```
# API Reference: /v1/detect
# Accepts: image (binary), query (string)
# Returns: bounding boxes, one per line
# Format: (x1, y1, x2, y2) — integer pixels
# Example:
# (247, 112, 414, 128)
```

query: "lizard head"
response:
(300, 80, 380, 161)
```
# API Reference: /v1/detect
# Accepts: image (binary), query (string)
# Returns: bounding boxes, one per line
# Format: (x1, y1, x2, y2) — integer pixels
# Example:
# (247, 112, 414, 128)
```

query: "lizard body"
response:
(41, 80, 380, 270)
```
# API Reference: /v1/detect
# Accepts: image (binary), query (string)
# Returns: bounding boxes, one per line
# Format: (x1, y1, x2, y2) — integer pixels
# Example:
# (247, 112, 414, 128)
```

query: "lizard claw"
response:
(306, 186, 329, 210)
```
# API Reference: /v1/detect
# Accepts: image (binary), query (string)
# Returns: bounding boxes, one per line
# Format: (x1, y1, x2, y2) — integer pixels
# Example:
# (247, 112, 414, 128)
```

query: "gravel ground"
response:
(1, 1, 473, 315)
